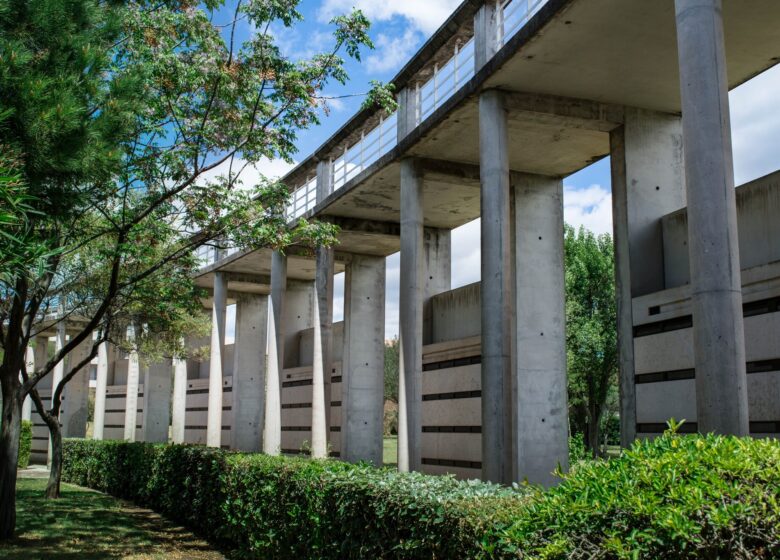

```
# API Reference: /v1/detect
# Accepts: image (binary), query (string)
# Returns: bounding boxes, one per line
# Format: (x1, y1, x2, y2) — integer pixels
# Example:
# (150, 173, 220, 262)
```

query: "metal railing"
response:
(201, 0, 550, 269)
(286, 175, 317, 220)
(500, 0, 548, 44)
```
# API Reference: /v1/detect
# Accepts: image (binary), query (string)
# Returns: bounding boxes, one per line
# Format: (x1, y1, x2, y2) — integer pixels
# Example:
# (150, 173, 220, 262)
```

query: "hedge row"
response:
(62, 432, 780, 559)
(17, 419, 32, 469)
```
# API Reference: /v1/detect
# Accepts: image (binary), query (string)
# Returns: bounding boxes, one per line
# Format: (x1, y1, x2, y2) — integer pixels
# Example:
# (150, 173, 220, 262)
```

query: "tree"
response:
(564, 224, 618, 457)
(0, 0, 392, 538)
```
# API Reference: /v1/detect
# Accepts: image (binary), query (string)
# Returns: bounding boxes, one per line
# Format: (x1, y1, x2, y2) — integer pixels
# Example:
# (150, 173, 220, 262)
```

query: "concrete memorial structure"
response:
(31, 0, 780, 487)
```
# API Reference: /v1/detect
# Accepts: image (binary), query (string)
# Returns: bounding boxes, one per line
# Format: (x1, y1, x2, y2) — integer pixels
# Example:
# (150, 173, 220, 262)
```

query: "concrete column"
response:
(124, 325, 140, 442)
(512, 173, 568, 486)
(22, 346, 34, 422)
(610, 108, 687, 446)
(171, 350, 187, 444)
(398, 158, 424, 472)
(49, 325, 66, 464)
(474, 1, 500, 70)
(31, 337, 48, 420)
(142, 359, 171, 443)
(397, 87, 420, 141)
(206, 270, 228, 447)
(422, 227, 451, 344)
(312, 247, 334, 458)
(61, 336, 91, 438)
(263, 251, 286, 455)
(674, 0, 749, 435)
(342, 255, 386, 465)
(232, 294, 269, 452)
(92, 342, 109, 440)
(479, 89, 513, 483)
(282, 280, 315, 369)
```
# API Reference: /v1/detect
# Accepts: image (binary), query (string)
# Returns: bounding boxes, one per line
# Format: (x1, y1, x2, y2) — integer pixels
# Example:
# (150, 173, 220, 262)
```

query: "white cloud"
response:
(563, 184, 613, 235)
(366, 29, 420, 73)
(318, 0, 461, 35)
(198, 157, 296, 191)
(729, 63, 780, 185)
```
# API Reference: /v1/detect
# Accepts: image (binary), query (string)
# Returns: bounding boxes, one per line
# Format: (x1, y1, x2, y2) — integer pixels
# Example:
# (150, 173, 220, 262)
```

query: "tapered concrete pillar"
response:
(479, 89, 513, 484)
(398, 158, 424, 472)
(61, 336, 91, 438)
(232, 293, 269, 452)
(610, 108, 687, 446)
(674, 0, 748, 435)
(171, 350, 187, 444)
(342, 255, 386, 465)
(512, 173, 568, 486)
(30, 337, 48, 422)
(312, 247, 334, 458)
(22, 346, 34, 422)
(49, 324, 66, 465)
(124, 325, 141, 442)
(93, 342, 109, 440)
(207, 270, 228, 447)
(263, 251, 286, 455)
(142, 359, 171, 443)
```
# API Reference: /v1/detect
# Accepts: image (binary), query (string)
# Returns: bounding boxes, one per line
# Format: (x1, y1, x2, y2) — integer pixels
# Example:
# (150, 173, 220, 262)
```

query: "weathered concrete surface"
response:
(479, 89, 513, 484)
(263, 251, 286, 455)
(675, 0, 749, 435)
(232, 294, 269, 452)
(207, 270, 228, 447)
(61, 337, 91, 438)
(342, 255, 386, 465)
(93, 342, 109, 440)
(142, 360, 172, 443)
(610, 108, 686, 446)
(512, 173, 568, 486)
(312, 247, 334, 458)
(399, 158, 424, 472)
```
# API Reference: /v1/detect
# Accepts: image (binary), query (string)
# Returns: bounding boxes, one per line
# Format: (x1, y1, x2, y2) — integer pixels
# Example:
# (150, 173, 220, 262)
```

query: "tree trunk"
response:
(45, 420, 62, 499)
(587, 403, 602, 458)
(0, 380, 22, 540)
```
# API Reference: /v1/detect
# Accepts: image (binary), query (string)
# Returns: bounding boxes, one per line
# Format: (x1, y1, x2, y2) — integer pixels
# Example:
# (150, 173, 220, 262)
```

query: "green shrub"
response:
(62, 431, 780, 559)
(17, 420, 32, 469)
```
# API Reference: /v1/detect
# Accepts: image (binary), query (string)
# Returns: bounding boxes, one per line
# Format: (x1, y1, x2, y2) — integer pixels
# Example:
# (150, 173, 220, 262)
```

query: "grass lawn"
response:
(383, 435, 397, 466)
(2, 477, 224, 559)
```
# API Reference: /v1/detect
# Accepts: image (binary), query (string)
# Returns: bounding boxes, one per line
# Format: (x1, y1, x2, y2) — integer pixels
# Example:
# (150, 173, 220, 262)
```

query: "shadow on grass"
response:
(3, 478, 223, 559)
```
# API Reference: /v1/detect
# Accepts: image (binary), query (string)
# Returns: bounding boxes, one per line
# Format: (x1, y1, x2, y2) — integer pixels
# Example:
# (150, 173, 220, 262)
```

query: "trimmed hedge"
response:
(62, 432, 780, 559)
(17, 419, 32, 469)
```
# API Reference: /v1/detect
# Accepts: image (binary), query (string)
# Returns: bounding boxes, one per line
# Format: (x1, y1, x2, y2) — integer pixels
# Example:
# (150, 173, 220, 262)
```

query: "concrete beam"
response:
(342, 254, 386, 465)
(142, 360, 172, 443)
(232, 293, 269, 452)
(512, 173, 568, 486)
(478, 89, 513, 484)
(502, 91, 625, 132)
(674, 0, 749, 435)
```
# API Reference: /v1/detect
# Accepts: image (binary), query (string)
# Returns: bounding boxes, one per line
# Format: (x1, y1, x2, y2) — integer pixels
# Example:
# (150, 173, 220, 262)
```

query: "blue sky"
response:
(223, 0, 780, 341)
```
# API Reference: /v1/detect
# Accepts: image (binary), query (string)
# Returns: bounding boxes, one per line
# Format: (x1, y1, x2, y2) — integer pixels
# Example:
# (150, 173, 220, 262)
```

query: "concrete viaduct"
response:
(27, 0, 780, 485)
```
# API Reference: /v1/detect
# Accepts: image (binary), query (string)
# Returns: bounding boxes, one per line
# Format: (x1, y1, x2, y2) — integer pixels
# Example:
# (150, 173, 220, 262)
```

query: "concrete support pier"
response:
(312, 247, 334, 458)
(398, 158, 424, 472)
(124, 326, 140, 442)
(171, 350, 187, 444)
(674, 0, 749, 435)
(22, 346, 34, 422)
(342, 254, 386, 465)
(93, 342, 109, 440)
(610, 108, 687, 446)
(263, 250, 286, 455)
(61, 337, 91, 438)
(142, 360, 171, 443)
(513, 173, 568, 486)
(232, 294, 269, 452)
(479, 89, 513, 484)
(207, 270, 228, 447)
